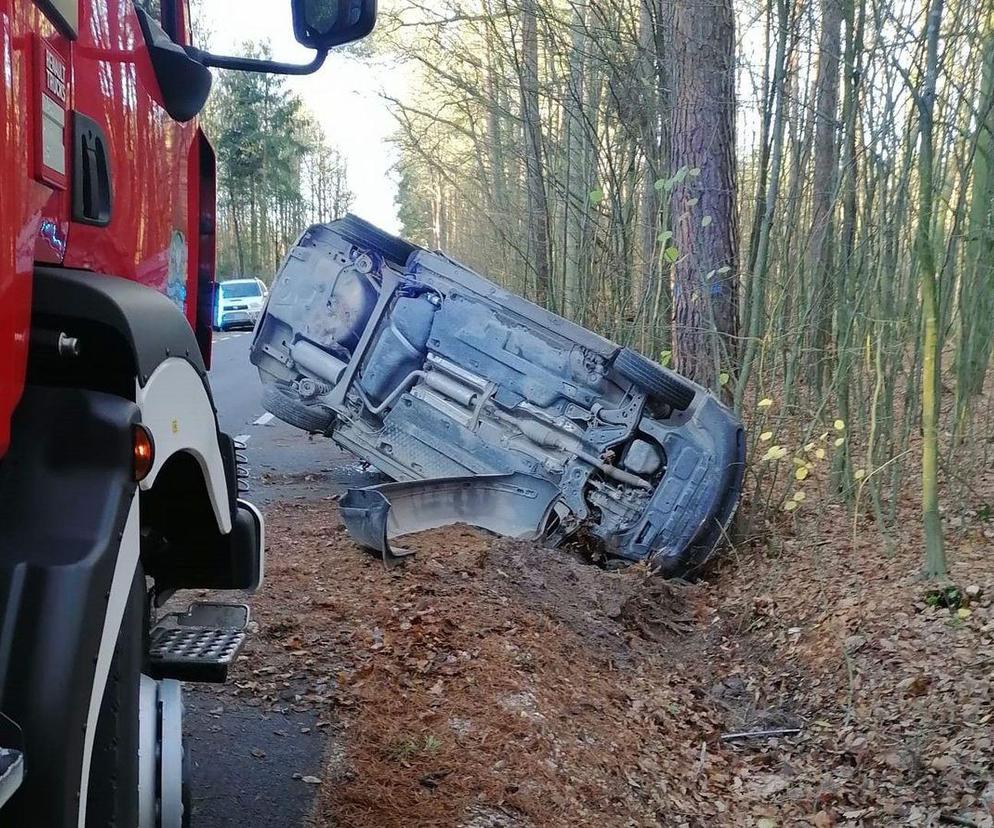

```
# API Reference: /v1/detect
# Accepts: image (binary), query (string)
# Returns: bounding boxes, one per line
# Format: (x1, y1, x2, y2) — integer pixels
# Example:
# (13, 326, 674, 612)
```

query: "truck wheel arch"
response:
(29, 268, 262, 592)
(33, 267, 210, 385)
(32, 267, 233, 535)
(137, 357, 231, 534)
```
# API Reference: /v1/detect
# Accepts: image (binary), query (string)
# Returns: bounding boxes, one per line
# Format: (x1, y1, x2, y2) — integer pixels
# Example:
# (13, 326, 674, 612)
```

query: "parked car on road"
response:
(216, 278, 269, 331)
(250, 216, 745, 575)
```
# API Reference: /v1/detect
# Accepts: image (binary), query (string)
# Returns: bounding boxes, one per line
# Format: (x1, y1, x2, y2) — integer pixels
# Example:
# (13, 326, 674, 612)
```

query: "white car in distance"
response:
(216, 278, 269, 331)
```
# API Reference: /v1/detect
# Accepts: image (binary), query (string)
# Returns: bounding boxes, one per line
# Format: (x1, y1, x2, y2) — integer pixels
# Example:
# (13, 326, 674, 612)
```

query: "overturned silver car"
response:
(250, 216, 744, 575)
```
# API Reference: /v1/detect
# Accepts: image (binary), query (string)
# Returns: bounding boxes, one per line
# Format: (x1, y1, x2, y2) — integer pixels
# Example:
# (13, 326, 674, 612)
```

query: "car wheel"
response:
(262, 385, 334, 433)
(612, 348, 696, 411)
(336, 214, 419, 268)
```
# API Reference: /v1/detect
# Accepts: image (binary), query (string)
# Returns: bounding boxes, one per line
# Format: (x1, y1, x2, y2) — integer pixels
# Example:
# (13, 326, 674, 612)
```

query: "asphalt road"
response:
(207, 330, 378, 505)
(187, 330, 379, 827)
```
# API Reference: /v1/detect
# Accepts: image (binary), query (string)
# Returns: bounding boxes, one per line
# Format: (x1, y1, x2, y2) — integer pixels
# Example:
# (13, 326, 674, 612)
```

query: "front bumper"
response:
(218, 309, 260, 328)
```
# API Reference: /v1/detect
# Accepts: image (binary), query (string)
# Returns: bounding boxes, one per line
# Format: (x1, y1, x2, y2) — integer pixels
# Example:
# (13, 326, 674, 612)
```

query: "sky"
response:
(196, 1, 405, 233)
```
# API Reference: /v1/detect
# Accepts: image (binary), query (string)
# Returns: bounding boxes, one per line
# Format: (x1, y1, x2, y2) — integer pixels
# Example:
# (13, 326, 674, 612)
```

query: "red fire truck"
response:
(0, 1, 374, 824)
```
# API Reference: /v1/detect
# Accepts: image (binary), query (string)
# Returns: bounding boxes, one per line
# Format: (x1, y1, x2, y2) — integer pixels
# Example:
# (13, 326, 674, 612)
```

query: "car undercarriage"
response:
(250, 215, 745, 575)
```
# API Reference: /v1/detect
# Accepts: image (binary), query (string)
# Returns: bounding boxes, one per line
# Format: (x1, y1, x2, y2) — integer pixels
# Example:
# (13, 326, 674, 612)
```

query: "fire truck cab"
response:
(0, 1, 374, 825)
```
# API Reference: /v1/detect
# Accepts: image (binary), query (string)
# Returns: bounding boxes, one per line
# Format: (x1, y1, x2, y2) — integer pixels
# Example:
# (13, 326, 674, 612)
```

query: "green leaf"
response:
(662, 166, 690, 192)
(687, 197, 699, 207)
(701, 215, 712, 227)
(659, 349, 672, 367)
(688, 167, 701, 177)
(663, 245, 679, 264)
(717, 265, 732, 274)
(718, 371, 729, 386)
(653, 178, 668, 191)
(588, 188, 604, 206)
(657, 230, 673, 244)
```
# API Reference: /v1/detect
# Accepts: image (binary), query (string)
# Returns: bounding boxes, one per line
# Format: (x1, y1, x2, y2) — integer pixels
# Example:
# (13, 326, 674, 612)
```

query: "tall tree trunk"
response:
(828, 0, 866, 488)
(637, 0, 673, 353)
(961, 22, 994, 402)
(483, 1, 508, 221)
(670, 0, 739, 390)
(734, 0, 791, 408)
(564, 0, 590, 321)
(636, 0, 658, 324)
(432, 175, 448, 250)
(918, 0, 946, 578)
(806, 0, 843, 389)
(230, 190, 246, 276)
(520, 0, 551, 307)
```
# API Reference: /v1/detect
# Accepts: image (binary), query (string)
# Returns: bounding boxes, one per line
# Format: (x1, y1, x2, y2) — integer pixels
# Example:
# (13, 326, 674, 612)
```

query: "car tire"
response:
(613, 348, 696, 411)
(86, 565, 145, 826)
(262, 385, 334, 433)
(336, 214, 419, 267)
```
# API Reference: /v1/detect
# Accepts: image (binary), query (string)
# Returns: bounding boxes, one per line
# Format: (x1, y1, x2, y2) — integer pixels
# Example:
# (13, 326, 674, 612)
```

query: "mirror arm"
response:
(184, 46, 328, 76)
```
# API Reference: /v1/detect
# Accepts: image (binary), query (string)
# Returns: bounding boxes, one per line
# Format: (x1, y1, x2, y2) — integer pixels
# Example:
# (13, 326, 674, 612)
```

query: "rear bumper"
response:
(340, 473, 561, 566)
(617, 395, 746, 572)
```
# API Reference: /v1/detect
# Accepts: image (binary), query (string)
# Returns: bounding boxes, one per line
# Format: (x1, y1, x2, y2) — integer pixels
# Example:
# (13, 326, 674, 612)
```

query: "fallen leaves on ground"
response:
(209, 499, 994, 827)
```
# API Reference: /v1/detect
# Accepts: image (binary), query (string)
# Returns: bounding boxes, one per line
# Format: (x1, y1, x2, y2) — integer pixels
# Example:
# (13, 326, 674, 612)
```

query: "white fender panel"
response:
(136, 358, 232, 534)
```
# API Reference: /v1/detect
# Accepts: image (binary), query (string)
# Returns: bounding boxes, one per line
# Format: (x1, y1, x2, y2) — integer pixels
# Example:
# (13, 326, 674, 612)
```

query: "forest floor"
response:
(206, 485, 994, 827)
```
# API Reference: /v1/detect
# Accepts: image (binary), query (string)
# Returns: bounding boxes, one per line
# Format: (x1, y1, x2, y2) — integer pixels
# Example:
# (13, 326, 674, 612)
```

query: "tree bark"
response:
(734, 0, 791, 409)
(637, 0, 672, 352)
(917, 0, 946, 579)
(806, 0, 843, 389)
(564, 0, 590, 321)
(520, 0, 552, 307)
(670, 0, 739, 390)
(962, 23, 994, 399)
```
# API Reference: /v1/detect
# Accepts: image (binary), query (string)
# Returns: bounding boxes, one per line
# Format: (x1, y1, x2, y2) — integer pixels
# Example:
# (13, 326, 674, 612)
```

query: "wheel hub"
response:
(139, 676, 188, 828)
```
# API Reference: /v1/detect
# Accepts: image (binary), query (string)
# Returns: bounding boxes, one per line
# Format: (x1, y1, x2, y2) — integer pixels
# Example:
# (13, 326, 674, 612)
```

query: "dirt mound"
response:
(476, 533, 700, 661)
(314, 524, 724, 826)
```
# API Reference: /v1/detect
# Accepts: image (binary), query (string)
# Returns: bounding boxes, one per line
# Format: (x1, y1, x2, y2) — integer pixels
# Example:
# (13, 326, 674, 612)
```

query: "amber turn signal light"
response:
(133, 424, 155, 481)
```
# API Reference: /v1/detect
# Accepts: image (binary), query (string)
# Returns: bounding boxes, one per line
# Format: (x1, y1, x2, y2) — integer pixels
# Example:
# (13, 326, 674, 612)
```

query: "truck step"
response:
(148, 602, 249, 683)
(0, 747, 24, 810)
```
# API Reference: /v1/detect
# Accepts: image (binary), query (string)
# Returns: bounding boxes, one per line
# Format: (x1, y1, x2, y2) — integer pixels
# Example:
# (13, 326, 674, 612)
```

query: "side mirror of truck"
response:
(137, 9, 214, 122)
(185, 0, 377, 77)
(292, 0, 377, 51)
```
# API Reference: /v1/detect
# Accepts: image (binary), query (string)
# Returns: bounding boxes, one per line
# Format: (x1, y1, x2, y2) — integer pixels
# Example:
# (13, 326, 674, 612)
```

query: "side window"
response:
(134, 0, 162, 19)
(134, 0, 188, 45)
